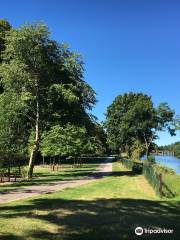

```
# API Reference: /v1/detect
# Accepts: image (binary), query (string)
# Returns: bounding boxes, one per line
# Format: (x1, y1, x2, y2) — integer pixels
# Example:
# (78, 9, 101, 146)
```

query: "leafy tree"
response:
(159, 142, 180, 158)
(0, 92, 28, 167)
(40, 124, 87, 158)
(130, 140, 145, 160)
(84, 136, 106, 155)
(0, 19, 11, 94)
(105, 93, 152, 154)
(0, 22, 96, 178)
(0, 19, 11, 62)
(105, 92, 176, 159)
(142, 102, 175, 159)
(173, 115, 180, 130)
(41, 122, 107, 160)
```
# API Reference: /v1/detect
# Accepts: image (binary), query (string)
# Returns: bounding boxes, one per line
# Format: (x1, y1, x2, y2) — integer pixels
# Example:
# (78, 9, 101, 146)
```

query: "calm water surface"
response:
(154, 155, 180, 174)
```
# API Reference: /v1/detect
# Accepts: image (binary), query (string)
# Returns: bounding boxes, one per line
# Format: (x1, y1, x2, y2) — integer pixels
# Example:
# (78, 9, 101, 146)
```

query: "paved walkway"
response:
(0, 158, 113, 204)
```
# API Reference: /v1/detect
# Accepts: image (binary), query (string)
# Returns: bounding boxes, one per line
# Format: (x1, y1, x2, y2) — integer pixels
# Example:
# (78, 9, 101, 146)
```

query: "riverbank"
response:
(154, 155, 180, 174)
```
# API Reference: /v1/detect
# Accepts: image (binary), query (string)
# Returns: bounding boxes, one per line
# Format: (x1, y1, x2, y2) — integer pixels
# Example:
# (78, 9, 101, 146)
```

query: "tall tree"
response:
(40, 124, 87, 158)
(0, 22, 96, 178)
(142, 102, 175, 159)
(0, 19, 11, 62)
(173, 115, 180, 130)
(0, 19, 11, 93)
(105, 92, 176, 159)
(0, 92, 28, 167)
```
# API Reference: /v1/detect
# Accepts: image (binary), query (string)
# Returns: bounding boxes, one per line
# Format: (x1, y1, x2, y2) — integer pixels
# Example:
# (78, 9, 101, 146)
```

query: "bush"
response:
(152, 164, 175, 175)
(132, 162, 143, 174)
(147, 155, 156, 164)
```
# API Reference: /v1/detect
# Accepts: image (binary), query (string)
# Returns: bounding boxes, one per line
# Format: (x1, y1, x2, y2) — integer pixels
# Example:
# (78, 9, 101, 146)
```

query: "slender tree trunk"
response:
(27, 78, 39, 179)
(8, 166, 10, 182)
(144, 137, 150, 160)
(143, 132, 154, 160)
(145, 145, 150, 160)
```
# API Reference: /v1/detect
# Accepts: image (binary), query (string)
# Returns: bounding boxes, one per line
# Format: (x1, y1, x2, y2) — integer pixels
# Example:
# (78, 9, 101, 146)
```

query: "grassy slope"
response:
(0, 162, 179, 240)
(0, 160, 101, 193)
(163, 174, 180, 196)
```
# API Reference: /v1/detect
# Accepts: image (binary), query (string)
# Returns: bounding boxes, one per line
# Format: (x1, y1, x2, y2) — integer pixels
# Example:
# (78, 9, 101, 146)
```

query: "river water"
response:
(154, 155, 180, 174)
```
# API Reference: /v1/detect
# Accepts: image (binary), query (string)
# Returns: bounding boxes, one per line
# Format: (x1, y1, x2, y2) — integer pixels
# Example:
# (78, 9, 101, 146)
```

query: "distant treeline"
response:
(159, 142, 180, 158)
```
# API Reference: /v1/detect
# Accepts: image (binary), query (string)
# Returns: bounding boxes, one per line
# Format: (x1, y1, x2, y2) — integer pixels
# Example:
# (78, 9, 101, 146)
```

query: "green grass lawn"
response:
(0, 162, 179, 240)
(0, 159, 102, 193)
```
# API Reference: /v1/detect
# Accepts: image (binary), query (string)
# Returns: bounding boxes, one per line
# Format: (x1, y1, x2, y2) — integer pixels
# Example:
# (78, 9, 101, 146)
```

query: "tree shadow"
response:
(0, 171, 98, 193)
(0, 161, 106, 192)
(0, 197, 179, 239)
(0, 170, 135, 196)
(0, 234, 23, 240)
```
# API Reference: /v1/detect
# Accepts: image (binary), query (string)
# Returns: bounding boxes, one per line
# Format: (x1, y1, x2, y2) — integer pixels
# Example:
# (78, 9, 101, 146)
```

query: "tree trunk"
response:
(143, 132, 154, 160)
(27, 78, 39, 179)
(8, 166, 10, 182)
(27, 144, 38, 179)
(145, 145, 150, 160)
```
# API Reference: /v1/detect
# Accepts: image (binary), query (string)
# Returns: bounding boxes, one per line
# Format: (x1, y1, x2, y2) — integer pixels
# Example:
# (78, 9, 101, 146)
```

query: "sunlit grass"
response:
(0, 162, 179, 239)
(0, 159, 102, 193)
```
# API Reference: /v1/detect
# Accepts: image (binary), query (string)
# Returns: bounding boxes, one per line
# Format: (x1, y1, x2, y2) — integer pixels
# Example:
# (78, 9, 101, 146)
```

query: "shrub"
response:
(132, 162, 143, 174)
(152, 164, 175, 175)
(147, 155, 156, 164)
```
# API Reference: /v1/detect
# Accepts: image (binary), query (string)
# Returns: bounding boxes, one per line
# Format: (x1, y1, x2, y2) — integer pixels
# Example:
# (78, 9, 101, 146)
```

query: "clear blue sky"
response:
(1, 0, 180, 145)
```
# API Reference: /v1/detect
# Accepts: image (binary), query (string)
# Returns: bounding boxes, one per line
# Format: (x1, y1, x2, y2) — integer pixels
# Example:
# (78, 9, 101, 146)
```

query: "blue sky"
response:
(1, 0, 180, 145)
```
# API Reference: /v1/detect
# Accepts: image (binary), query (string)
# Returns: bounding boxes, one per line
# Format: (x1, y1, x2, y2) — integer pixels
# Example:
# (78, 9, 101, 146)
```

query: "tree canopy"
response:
(159, 142, 180, 158)
(105, 92, 176, 159)
(0, 19, 11, 62)
(0, 21, 105, 178)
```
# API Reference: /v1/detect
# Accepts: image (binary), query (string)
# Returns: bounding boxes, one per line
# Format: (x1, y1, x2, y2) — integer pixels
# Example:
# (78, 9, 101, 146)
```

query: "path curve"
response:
(0, 157, 113, 204)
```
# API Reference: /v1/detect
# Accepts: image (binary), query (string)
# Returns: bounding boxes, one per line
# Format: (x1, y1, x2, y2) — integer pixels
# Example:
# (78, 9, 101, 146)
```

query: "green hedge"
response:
(152, 164, 175, 175)
(121, 158, 133, 169)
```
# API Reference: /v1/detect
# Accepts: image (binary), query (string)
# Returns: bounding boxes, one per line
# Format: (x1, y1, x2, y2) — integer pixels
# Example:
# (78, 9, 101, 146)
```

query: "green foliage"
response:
(152, 164, 175, 175)
(84, 122, 107, 155)
(173, 115, 180, 130)
(132, 162, 143, 174)
(41, 124, 87, 157)
(0, 92, 28, 165)
(121, 158, 133, 169)
(130, 140, 145, 160)
(1, 21, 96, 126)
(147, 155, 156, 165)
(156, 102, 176, 135)
(159, 141, 180, 158)
(0, 19, 11, 61)
(84, 136, 106, 155)
(105, 92, 176, 157)
(105, 92, 155, 152)
(0, 21, 98, 177)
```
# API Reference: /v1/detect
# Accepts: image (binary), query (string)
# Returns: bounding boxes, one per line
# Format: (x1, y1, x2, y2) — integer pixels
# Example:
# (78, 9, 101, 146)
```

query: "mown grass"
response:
(0, 162, 179, 240)
(163, 174, 180, 197)
(0, 159, 102, 193)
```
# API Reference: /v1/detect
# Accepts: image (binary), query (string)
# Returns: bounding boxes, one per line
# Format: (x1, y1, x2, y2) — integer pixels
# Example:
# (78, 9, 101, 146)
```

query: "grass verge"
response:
(0, 162, 179, 240)
(0, 159, 102, 193)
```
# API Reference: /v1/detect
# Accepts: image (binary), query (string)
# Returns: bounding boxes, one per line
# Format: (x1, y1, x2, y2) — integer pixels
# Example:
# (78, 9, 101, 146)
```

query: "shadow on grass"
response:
(0, 161, 106, 192)
(0, 234, 24, 240)
(0, 197, 180, 240)
(0, 170, 136, 195)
